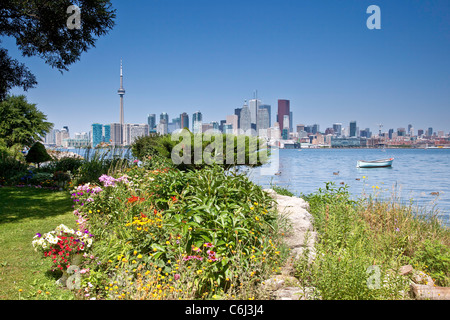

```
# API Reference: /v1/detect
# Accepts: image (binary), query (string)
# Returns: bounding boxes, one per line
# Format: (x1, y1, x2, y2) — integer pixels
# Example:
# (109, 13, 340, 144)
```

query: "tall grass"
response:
(296, 182, 450, 300)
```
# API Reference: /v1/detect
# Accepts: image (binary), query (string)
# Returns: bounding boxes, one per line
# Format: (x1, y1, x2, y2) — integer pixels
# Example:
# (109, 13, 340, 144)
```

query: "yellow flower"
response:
(137, 254, 142, 259)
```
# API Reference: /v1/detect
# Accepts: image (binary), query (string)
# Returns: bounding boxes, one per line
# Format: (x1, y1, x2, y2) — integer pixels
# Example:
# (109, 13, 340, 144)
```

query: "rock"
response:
(273, 286, 319, 300)
(398, 265, 414, 276)
(412, 270, 434, 286)
(410, 283, 450, 300)
(262, 275, 300, 291)
(264, 189, 316, 262)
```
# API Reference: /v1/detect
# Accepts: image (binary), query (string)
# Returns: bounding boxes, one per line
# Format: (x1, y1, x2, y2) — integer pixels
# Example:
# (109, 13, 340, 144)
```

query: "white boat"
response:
(357, 158, 394, 168)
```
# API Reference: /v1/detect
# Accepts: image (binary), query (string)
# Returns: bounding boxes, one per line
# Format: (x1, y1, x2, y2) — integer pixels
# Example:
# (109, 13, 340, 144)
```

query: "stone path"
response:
(262, 189, 318, 300)
(263, 189, 450, 300)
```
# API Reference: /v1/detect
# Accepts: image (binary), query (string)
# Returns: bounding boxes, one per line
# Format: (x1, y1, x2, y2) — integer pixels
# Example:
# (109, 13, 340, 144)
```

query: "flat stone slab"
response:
(264, 189, 316, 261)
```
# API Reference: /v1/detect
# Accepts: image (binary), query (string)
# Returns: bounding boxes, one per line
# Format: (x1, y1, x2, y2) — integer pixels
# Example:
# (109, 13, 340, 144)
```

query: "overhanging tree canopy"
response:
(0, 0, 116, 100)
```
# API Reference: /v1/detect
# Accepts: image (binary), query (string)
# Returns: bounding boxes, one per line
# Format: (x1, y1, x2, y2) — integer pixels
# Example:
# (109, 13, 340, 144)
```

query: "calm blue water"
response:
(248, 148, 450, 227)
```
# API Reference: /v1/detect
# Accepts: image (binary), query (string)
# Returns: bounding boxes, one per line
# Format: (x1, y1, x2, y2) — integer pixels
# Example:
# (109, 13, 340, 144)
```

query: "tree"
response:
(25, 141, 52, 168)
(0, 0, 116, 100)
(0, 95, 53, 148)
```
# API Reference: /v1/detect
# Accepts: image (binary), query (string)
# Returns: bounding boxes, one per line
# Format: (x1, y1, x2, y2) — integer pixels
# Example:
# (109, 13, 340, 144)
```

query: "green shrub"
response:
(67, 164, 288, 299)
(0, 154, 28, 183)
(52, 157, 83, 173)
(25, 142, 52, 168)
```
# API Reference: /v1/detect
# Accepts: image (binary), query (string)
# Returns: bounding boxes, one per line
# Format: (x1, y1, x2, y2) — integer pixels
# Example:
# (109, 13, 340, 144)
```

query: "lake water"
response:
(248, 148, 450, 227)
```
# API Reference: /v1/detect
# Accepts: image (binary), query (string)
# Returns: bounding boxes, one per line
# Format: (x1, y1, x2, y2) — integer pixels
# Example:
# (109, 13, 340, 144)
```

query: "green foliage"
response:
(0, 153, 28, 183)
(69, 163, 287, 299)
(0, 95, 53, 147)
(25, 142, 52, 168)
(410, 239, 450, 287)
(131, 132, 269, 171)
(297, 182, 409, 299)
(50, 157, 84, 174)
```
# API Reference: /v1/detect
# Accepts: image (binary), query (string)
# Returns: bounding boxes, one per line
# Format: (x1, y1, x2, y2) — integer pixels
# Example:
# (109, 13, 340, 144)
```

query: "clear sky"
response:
(5, 0, 450, 135)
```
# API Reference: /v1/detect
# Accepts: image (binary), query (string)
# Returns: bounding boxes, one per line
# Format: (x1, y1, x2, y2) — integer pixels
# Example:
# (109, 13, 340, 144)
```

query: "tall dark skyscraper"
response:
(147, 114, 156, 131)
(234, 108, 242, 129)
(180, 112, 189, 130)
(277, 99, 290, 132)
(349, 121, 357, 137)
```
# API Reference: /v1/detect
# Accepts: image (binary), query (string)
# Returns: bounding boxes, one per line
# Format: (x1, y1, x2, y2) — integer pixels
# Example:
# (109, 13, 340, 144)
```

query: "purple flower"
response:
(36, 233, 41, 238)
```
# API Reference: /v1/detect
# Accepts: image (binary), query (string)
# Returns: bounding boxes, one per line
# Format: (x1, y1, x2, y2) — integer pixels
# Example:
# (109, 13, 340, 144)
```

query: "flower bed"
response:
(36, 163, 288, 300)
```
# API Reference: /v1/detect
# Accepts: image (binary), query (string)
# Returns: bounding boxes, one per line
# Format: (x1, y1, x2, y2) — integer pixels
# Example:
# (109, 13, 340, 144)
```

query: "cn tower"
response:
(117, 60, 125, 145)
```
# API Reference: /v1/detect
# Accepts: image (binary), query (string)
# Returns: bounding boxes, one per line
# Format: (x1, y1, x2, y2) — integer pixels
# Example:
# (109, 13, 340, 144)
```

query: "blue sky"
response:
(6, 0, 450, 135)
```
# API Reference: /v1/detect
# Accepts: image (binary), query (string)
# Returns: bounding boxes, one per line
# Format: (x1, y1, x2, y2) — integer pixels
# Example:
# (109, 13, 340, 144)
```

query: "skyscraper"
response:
(234, 108, 242, 129)
(160, 112, 169, 124)
(349, 121, 357, 137)
(110, 123, 123, 146)
(259, 105, 271, 127)
(226, 115, 238, 135)
(277, 100, 290, 133)
(239, 101, 251, 134)
(91, 123, 103, 147)
(103, 125, 111, 144)
(147, 114, 156, 131)
(256, 108, 269, 136)
(333, 123, 342, 137)
(117, 60, 126, 145)
(249, 98, 261, 125)
(180, 112, 189, 130)
(192, 111, 203, 133)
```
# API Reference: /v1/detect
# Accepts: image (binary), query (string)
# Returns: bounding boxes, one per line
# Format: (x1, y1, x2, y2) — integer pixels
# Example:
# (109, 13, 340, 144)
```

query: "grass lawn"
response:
(0, 187, 77, 300)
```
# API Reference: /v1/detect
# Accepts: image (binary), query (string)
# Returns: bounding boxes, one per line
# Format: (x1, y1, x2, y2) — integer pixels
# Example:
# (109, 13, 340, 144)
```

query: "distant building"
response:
(226, 115, 238, 135)
(91, 123, 103, 147)
(259, 104, 271, 127)
(128, 124, 149, 144)
(192, 111, 203, 134)
(427, 127, 433, 137)
(349, 121, 357, 137)
(62, 138, 90, 148)
(160, 112, 169, 125)
(103, 125, 111, 144)
(331, 137, 361, 148)
(110, 123, 123, 146)
(248, 98, 261, 125)
(239, 102, 252, 134)
(256, 108, 270, 136)
(147, 114, 156, 131)
(234, 108, 242, 129)
(157, 119, 168, 135)
(277, 100, 290, 134)
(180, 112, 189, 130)
(333, 123, 342, 137)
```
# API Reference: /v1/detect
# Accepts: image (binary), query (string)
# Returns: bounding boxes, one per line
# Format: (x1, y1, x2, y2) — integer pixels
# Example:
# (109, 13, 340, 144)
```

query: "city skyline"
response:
(5, 0, 450, 134)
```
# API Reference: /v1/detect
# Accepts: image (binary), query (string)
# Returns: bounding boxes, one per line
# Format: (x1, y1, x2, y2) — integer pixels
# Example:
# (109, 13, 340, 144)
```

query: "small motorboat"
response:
(357, 158, 394, 168)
